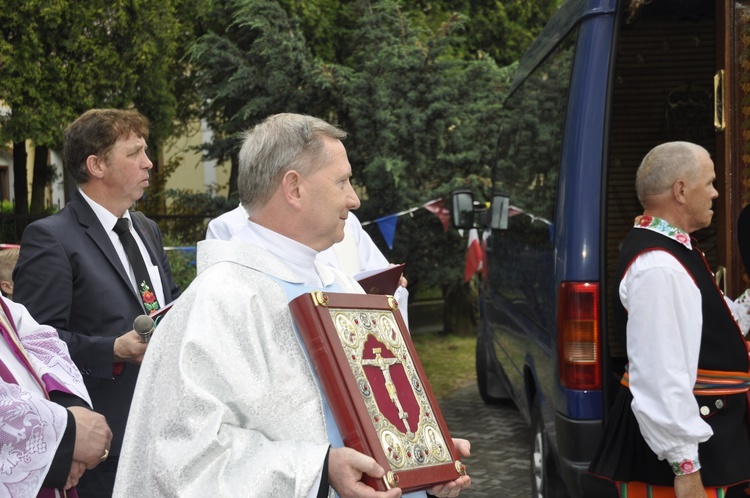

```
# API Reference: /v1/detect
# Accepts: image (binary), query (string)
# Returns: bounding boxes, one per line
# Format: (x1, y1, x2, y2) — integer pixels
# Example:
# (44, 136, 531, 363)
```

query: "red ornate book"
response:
(148, 301, 175, 326)
(355, 263, 406, 295)
(288, 291, 466, 492)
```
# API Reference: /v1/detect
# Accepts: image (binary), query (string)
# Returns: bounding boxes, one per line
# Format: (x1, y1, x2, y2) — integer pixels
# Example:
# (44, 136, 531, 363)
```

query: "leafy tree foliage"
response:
(408, 0, 562, 65)
(276, 0, 347, 62)
(189, 0, 334, 201)
(186, 0, 535, 333)
(0, 0, 204, 213)
(332, 2, 509, 290)
(186, 0, 559, 316)
(270, 0, 562, 67)
(0, 0, 559, 330)
(327, 1, 517, 332)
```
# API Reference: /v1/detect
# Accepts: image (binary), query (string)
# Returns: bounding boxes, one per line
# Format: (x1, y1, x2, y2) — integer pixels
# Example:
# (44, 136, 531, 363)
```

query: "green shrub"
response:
(163, 235, 197, 293)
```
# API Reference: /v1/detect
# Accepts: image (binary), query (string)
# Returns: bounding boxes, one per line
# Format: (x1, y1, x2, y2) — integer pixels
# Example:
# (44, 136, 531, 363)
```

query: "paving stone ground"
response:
(437, 381, 532, 497)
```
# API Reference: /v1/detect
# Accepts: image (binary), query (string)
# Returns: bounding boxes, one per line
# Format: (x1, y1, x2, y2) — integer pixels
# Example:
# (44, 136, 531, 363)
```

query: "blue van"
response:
(452, 0, 750, 496)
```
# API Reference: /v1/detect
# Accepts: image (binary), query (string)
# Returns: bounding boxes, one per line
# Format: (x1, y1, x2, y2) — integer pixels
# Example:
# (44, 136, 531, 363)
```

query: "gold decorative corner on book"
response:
(455, 460, 466, 476)
(388, 296, 399, 311)
(311, 291, 329, 307)
(385, 471, 400, 489)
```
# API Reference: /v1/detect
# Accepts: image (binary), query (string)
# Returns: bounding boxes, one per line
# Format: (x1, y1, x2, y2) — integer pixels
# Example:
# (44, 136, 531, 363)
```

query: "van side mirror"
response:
(451, 190, 475, 229)
(490, 193, 510, 230)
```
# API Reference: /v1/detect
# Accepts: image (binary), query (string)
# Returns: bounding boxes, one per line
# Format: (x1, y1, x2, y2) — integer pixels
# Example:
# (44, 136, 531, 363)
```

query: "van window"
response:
(490, 27, 578, 332)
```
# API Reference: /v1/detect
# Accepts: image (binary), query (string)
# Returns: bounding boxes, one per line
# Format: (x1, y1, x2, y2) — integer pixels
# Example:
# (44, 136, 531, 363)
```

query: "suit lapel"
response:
(70, 193, 142, 305)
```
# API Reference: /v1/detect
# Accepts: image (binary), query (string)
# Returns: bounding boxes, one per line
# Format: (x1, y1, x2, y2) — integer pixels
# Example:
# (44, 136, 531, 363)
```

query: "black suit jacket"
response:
(13, 191, 180, 454)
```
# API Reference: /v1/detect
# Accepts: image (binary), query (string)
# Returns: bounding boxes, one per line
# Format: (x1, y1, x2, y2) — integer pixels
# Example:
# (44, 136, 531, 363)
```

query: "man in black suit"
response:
(13, 108, 181, 497)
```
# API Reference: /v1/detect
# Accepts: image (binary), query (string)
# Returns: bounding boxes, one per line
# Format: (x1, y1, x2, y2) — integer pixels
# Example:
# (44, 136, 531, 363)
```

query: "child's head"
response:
(0, 248, 20, 300)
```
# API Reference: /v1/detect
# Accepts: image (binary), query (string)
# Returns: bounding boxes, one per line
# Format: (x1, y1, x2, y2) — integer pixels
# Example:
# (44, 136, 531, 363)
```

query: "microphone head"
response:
(133, 315, 155, 343)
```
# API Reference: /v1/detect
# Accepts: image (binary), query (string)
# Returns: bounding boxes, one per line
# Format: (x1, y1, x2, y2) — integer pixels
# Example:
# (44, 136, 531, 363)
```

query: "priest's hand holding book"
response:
(328, 439, 471, 498)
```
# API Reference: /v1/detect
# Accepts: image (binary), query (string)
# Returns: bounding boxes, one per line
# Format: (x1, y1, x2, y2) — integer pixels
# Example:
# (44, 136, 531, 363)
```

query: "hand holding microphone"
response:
(113, 317, 153, 364)
(133, 315, 155, 343)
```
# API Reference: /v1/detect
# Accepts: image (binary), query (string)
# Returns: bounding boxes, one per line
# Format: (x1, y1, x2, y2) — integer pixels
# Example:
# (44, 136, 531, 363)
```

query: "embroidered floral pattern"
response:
(0, 441, 22, 475)
(0, 383, 64, 496)
(22, 329, 85, 384)
(0, 306, 88, 496)
(634, 215, 692, 249)
(670, 457, 701, 475)
(139, 282, 160, 314)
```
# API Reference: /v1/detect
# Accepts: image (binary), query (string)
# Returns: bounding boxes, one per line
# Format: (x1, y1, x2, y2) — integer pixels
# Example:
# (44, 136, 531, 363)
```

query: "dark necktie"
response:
(113, 217, 160, 314)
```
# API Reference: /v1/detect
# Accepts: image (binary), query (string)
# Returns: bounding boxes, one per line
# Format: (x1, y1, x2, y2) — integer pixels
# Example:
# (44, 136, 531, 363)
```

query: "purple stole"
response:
(0, 299, 47, 392)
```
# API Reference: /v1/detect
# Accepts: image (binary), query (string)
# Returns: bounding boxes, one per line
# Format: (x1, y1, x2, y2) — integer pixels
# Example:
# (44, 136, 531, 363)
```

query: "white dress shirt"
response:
(621, 222, 750, 466)
(78, 189, 166, 308)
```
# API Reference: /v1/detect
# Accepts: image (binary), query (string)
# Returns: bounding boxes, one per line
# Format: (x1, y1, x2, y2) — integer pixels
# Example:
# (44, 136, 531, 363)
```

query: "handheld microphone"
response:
(133, 315, 155, 343)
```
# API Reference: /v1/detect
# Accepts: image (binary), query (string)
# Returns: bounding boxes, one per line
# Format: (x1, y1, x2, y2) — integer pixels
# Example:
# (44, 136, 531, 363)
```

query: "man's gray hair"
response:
(237, 113, 347, 212)
(635, 141, 707, 204)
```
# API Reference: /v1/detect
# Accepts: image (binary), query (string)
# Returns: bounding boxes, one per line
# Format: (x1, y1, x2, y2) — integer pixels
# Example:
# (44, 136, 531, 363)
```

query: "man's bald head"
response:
(635, 141, 707, 207)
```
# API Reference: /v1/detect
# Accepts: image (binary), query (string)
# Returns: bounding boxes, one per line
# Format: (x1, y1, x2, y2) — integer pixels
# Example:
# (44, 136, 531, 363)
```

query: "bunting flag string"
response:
(360, 199, 447, 250)
(422, 199, 450, 232)
(508, 205, 554, 243)
(374, 214, 399, 250)
(358, 199, 554, 283)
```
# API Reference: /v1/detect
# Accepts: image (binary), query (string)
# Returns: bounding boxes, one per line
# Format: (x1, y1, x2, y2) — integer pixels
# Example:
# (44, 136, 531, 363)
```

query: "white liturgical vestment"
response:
(114, 238, 426, 497)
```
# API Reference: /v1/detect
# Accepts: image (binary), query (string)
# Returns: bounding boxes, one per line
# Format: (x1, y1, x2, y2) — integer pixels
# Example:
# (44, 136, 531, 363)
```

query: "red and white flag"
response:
(464, 228, 483, 282)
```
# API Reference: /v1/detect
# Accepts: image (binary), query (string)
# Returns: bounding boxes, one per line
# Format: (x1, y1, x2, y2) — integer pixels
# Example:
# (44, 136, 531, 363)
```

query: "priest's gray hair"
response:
(635, 141, 706, 205)
(238, 113, 347, 212)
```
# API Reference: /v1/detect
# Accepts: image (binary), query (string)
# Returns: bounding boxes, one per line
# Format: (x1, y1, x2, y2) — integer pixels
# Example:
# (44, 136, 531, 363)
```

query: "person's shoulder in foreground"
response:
(0, 295, 112, 497)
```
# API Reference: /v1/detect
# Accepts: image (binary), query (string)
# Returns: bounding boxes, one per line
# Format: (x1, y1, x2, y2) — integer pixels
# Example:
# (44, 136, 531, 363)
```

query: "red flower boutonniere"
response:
(139, 282, 160, 313)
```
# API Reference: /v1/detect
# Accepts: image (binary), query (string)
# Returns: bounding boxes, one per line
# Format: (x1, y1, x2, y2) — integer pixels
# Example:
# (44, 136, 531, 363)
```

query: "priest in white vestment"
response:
(0, 297, 112, 497)
(113, 113, 470, 498)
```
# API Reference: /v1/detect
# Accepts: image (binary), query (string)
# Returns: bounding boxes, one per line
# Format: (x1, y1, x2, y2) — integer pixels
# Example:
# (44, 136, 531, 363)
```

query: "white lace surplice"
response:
(0, 298, 90, 497)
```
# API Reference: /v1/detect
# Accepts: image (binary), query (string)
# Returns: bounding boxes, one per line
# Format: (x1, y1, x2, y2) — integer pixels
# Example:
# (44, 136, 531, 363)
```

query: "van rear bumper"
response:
(555, 412, 618, 497)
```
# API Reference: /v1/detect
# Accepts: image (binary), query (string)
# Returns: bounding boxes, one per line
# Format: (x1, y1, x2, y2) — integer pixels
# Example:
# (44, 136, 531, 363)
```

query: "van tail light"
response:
(557, 282, 601, 390)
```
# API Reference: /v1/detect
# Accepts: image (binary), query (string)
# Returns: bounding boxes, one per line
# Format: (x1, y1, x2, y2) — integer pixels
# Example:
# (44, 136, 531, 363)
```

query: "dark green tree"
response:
(189, 0, 333, 202)
(408, 0, 563, 65)
(0, 0, 203, 215)
(330, 1, 512, 333)
(276, 0, 346, 62)
(271, 0, 562, 67)
(186, 0, 555, 333)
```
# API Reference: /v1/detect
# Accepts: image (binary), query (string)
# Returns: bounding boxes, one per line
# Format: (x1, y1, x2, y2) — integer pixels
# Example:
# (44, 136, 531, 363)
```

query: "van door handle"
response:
(714, 70, 725, 131)
(715, 265, 727, 295)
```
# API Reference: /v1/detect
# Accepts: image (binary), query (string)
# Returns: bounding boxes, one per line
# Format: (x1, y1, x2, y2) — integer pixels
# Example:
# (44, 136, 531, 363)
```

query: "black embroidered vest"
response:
(614, 228, 748, 373)
(592, 228, 750, 487)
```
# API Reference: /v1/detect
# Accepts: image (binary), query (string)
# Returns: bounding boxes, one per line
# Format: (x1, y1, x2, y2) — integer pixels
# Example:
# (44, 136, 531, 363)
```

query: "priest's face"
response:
(299, 136, 361, 251)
